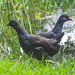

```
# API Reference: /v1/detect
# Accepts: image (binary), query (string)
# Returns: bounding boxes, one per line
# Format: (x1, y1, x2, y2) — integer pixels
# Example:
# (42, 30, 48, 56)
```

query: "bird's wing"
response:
(29, 35, 59, 50)
(25, 34, 60, 57)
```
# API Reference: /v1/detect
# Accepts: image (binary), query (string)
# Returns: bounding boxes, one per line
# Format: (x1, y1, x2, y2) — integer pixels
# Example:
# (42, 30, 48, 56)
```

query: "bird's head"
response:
(6, 20, 19, 28)
(58, 14, 72, 22)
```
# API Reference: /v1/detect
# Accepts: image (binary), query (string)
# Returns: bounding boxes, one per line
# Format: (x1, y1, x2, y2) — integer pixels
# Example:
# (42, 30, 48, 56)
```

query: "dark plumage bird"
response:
(6, 20, 63, 60)
(38, 14, 72, 39)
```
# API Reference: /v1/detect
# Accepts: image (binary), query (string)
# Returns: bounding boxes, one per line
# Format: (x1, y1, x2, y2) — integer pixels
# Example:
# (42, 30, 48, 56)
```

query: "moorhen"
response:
(6, 20, 63, 60)
(38, 14, 72, 39)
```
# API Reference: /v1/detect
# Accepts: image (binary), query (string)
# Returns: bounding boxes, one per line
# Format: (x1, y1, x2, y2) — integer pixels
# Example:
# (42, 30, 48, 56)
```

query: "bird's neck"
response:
(13, 25, 29, 37)
(52, 20, 64, 33)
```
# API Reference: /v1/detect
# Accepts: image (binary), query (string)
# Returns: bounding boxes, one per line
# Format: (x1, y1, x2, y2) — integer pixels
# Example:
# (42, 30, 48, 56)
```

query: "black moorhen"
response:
(38, 14, 72, 39)
(6, 20, 63, 60)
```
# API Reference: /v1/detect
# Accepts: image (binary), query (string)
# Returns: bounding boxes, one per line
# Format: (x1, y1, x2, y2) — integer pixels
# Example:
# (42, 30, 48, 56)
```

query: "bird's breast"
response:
(18, 34, 33, 49)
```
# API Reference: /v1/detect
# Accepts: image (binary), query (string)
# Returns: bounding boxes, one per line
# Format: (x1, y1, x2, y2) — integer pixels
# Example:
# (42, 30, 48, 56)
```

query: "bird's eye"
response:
(63, 17, 67, 21)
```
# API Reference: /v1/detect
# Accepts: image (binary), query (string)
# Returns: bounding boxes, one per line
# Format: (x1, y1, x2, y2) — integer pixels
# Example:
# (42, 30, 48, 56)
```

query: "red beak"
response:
(69, 18, 73, 21)
(6, 23, 9, 26)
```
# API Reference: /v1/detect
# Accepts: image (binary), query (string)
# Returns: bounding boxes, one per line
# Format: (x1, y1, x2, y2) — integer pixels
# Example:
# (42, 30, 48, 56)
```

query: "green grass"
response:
(0, 55, 75, 75)
(0, 0, 75, 75)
